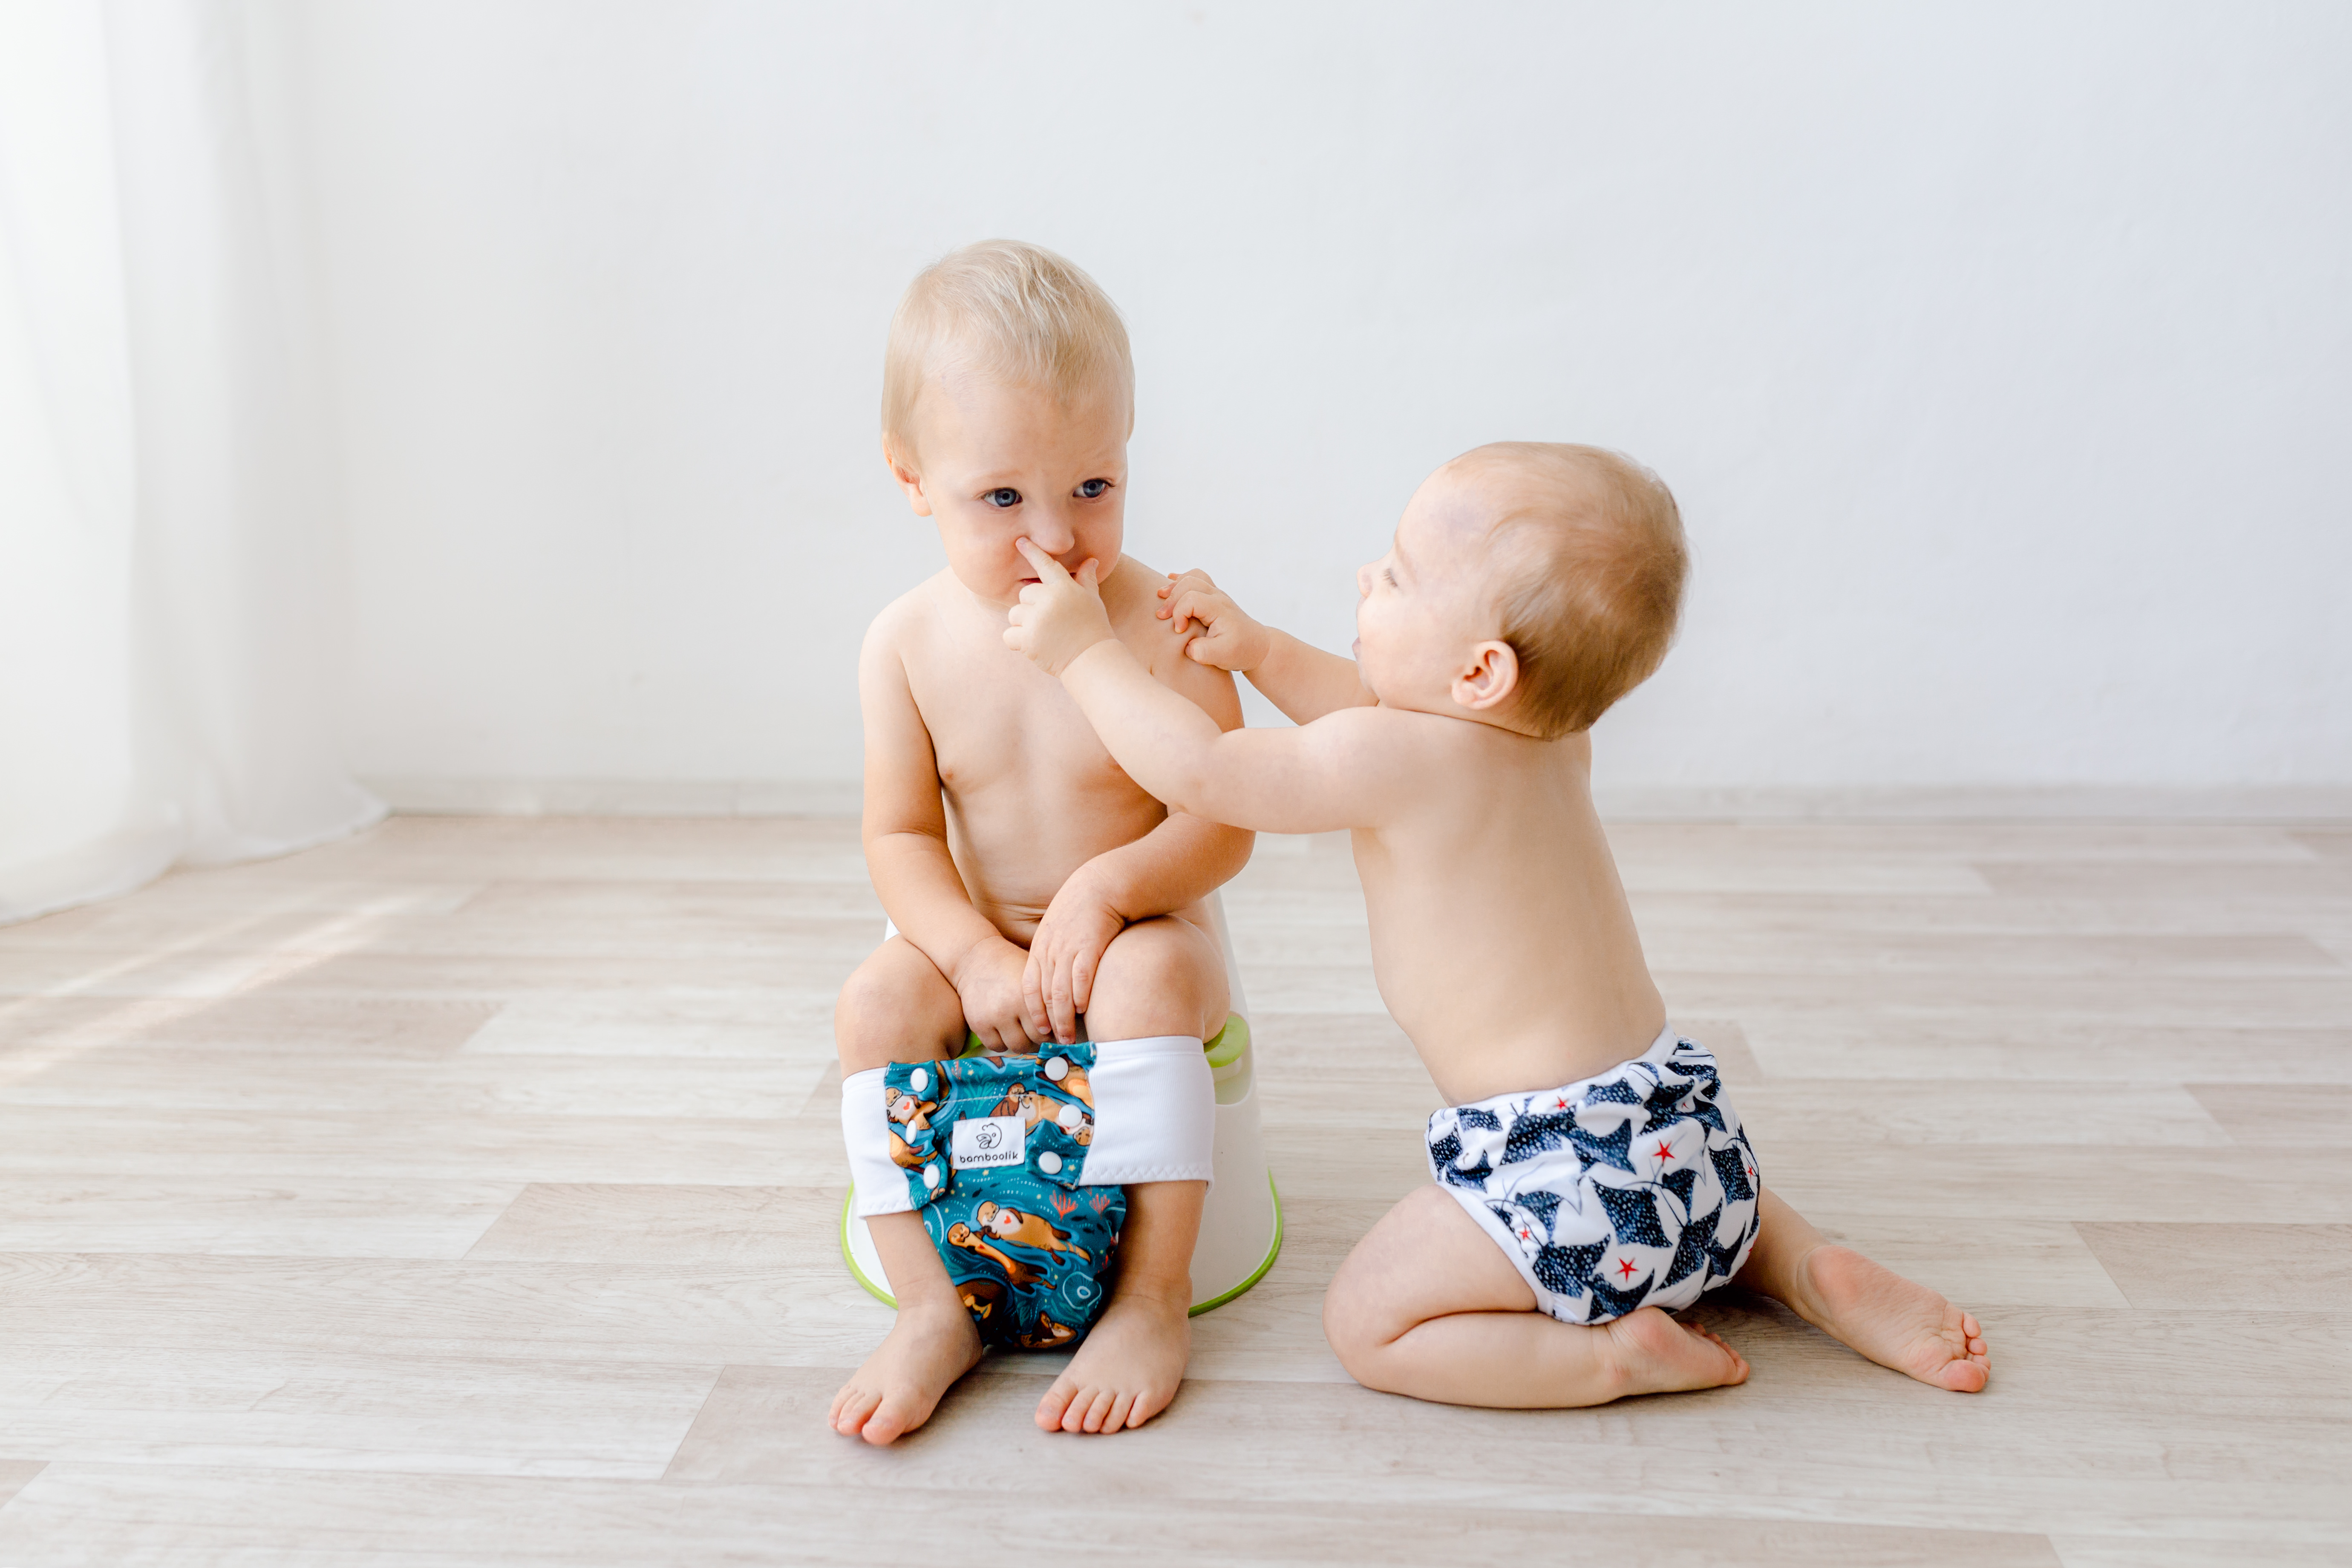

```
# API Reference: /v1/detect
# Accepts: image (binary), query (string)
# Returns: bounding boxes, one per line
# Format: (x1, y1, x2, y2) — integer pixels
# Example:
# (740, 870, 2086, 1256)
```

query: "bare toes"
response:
(1940, 1361, 1989, 1394)
(1035, 1384, 1074, 1432)
(831, 1386, 879, 1435)
(861, 1401, 911, 1446)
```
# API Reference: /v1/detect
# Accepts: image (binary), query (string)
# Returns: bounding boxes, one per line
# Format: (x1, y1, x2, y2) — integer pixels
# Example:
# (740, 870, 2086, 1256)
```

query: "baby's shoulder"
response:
(1104, 556, 1214, 679)
(861, 571, 964, 663)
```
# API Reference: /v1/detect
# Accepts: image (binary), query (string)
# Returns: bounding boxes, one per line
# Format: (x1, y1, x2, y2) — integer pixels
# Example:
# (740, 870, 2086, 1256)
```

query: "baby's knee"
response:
(1320, 1273, 1402, 1386)
(1086, 921, 1225, 1038)
(835, 943, 958, 1074)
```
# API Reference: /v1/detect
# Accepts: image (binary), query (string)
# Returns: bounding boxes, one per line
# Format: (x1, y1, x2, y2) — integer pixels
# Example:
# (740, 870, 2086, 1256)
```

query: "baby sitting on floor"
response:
(1005, 442, 1990, 1406)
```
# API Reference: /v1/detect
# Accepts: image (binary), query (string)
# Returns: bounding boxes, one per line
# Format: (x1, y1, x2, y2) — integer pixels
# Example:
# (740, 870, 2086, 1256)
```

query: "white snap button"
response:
(1044, 1057, 1068, 1081)
(1058, 1104, 1084, 1131)
(922, 1164, 940, 1189)
(909, 1067, 928, 1092)
(1037, 1151, 1063, 1176)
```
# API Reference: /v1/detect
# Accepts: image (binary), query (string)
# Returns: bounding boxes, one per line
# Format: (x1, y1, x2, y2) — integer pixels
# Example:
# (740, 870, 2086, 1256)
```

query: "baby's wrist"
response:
(1238, 622, 1273, 672)
(943, 930, 1017, 990)
(1060, 856, 1133, 922)
(1058, 633, 1123, 678)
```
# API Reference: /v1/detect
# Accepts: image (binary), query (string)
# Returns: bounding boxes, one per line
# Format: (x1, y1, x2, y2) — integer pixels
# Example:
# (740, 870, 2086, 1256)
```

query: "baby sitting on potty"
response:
(830, 241, 1247, 1445)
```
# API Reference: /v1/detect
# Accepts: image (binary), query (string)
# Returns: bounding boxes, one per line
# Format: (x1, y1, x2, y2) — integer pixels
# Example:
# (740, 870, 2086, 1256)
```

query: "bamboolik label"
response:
(951, 1115, 1026, 1171)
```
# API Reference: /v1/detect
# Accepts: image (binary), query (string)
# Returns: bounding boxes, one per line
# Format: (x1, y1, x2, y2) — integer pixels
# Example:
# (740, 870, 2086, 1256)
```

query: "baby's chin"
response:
(943, 565, 1026, 610)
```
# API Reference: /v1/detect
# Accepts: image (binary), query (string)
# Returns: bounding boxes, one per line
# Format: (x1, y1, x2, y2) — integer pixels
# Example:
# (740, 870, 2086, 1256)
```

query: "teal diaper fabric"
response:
(883, 1044, 1125, 1349)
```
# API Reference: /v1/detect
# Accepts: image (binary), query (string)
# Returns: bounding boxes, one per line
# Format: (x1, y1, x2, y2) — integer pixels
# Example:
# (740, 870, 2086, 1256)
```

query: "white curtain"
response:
(0, 0, 378, 925)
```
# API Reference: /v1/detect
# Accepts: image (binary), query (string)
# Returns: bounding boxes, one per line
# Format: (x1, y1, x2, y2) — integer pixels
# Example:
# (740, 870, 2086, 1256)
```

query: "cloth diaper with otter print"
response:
(882, 1045, 1126, 1350)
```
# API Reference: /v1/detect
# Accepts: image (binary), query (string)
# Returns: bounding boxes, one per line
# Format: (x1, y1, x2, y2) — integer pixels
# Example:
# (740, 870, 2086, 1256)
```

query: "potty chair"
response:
(842, 891, 1282, 1314)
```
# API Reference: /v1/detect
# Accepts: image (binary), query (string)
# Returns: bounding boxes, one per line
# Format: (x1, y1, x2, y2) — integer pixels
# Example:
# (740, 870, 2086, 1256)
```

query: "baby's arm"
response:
(1158, 569, 1372, 724)
(857, 614, 1043, 1051)
(1009, 547, 1409, 835)
(1023, 725, 1252, 1046)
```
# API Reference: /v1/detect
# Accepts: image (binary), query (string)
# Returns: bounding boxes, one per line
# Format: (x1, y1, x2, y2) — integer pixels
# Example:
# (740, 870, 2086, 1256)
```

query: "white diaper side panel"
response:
(1077, 1034, 1216, 1188)
(842, 1067, 915, 1217)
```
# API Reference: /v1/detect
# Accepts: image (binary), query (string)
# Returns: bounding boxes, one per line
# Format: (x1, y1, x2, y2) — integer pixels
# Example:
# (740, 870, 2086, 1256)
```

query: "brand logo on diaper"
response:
(951, 1115, 1026, 1170)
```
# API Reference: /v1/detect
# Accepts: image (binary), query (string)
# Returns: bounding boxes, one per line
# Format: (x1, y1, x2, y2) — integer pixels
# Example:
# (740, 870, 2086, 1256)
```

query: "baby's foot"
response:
(1798, 1245, 1990, 1393)
(1601, 1306, 1750, 1398)
(1035, 1284, 1190, 1434)
(829, 1297, 985, 1445)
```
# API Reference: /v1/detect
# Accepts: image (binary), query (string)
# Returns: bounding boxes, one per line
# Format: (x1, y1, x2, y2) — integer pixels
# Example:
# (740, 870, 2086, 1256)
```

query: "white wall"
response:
(292, 1, 2352, 799)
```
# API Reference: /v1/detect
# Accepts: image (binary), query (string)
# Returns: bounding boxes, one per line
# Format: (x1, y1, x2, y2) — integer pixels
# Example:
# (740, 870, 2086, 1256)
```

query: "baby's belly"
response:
(945, 780, 1175, 943)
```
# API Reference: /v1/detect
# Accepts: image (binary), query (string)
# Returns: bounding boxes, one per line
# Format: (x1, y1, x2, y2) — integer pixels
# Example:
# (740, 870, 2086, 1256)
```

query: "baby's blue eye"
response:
(1076, 478, 1111, 499)
(983, 488, 1021, 508)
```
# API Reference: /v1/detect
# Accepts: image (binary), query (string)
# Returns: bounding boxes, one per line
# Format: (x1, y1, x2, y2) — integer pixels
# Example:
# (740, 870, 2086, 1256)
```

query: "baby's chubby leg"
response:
(1733, 1186, 1989, 1393)
(828, 937, 984, 1446)
(1035, 915, 1225, 1435)
(1323, 1186, 1748, 1408)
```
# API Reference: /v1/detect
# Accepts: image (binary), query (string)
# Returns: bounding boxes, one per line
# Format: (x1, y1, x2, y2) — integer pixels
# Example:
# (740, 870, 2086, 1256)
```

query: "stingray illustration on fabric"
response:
(1425, 1034, 1761, 1325)
(884, 1043, 1125, 1349)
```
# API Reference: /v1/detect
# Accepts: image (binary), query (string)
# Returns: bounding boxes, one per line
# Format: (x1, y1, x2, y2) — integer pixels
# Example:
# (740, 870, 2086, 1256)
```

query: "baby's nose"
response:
(1026, 507, 1078, 554)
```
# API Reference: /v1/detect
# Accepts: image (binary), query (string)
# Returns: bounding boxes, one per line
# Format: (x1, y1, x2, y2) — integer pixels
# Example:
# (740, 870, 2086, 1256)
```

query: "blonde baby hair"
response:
(882, 239, 1134, 461)
(1460, 442, 1689, 738)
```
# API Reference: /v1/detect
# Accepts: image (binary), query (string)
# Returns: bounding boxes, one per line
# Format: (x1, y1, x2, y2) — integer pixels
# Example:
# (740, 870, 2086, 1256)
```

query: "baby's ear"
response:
(1453, 640, 1522, 715)
(881, 436, 931, 517)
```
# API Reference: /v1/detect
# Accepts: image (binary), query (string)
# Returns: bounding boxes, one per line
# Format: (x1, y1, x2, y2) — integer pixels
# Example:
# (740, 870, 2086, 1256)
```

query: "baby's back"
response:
(1352, 717, 1666, 1105)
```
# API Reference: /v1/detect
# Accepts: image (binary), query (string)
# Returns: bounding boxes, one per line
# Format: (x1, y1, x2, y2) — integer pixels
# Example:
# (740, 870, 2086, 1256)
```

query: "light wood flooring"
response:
(2, 814, 2349, 1565)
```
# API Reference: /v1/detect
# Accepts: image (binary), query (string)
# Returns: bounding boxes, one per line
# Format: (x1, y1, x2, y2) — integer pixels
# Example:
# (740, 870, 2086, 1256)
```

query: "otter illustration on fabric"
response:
(885, 1081, 943, 1169)
(992, 1086, 1094, 1146)
(885, 1042, 1124, 1350)
(1017, 1314, 1078, 1350)
(1039, 1054, 1092, 1107)
(975, 1199, 1091, 1262)
(957, 1276, 1006, 1324)
(885, 1084, 936, 1132)
(945, 1221, 1041, 1287)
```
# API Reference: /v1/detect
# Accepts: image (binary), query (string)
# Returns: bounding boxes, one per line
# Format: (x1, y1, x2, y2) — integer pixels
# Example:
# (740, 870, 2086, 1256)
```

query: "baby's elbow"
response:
(1164, 759, 1222, 822)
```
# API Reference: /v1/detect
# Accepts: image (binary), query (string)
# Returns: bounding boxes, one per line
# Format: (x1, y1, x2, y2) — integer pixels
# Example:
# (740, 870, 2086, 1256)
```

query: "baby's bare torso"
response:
(1352, 719, 1666, 1107)
(887, 559, 1207, 943)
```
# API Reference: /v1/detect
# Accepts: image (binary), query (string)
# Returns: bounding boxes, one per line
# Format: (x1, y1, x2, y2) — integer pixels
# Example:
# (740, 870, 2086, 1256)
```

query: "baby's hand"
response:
(1003, 539, 1115, 675)
(1023, 875, 1125, 1046)
(953, 936, 1044, 1053)
(1157, 569, 1271, 673)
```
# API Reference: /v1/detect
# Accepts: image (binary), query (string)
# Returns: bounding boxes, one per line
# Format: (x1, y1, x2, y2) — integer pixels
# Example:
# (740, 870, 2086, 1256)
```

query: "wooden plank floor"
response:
(1, 814, 2348, 1566)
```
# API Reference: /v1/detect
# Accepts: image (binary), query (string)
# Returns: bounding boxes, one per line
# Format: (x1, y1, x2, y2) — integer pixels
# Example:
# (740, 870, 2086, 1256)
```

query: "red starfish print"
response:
(1615, 1257, 1638, 1281)
(1652, 1139, 1675, 1162)
(1554, 1095, 1570, 1111)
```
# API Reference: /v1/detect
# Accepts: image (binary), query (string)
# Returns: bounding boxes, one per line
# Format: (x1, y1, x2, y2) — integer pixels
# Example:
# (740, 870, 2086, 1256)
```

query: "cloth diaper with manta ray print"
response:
(1424, 1025, 1761, 1326)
